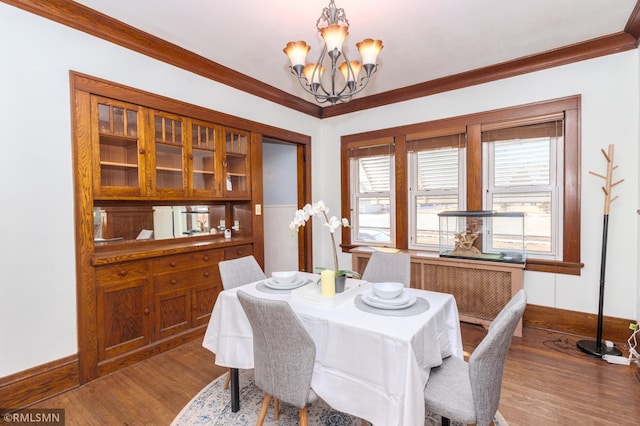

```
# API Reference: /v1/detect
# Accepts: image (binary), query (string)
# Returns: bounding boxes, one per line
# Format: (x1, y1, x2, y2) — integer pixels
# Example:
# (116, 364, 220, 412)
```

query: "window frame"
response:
(341, 96, 583, 275)
(349, 154, 396, 246)
(482, 122, 564, 260)
(408, 145, 467, 250)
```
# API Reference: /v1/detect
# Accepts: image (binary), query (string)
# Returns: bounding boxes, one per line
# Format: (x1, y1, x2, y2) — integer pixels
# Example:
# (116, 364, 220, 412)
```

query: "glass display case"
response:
(438, 210, 526, 263)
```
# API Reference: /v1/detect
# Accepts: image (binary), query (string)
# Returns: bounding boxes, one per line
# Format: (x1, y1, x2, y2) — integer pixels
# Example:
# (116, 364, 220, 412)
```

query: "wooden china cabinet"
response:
(72, 73, 262, 382)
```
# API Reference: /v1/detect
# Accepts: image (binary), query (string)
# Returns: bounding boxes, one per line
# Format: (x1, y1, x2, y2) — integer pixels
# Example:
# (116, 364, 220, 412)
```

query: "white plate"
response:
(263, 277, 308, 290)
(361, 291, 417, 310)
(363, 289, 412, 305)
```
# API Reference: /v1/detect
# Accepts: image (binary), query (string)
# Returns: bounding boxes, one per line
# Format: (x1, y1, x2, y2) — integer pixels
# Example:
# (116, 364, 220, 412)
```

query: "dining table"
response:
(202, 272, 463, 426)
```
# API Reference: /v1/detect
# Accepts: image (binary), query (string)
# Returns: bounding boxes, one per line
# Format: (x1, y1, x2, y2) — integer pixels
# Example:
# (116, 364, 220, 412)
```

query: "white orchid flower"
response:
(313, 200, 327, 214)
(326, 216, 342, 233)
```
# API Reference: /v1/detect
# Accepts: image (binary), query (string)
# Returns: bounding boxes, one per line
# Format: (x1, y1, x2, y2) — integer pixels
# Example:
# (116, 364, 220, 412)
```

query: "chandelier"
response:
(283, 0, 383, 105)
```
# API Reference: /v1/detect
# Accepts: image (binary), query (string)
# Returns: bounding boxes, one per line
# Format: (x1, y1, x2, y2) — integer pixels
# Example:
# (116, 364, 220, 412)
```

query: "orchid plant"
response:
(289, 200, 361, 278)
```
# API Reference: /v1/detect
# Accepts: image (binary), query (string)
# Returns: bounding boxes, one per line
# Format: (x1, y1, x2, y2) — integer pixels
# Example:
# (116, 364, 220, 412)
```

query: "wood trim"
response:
(1, 0, 321, 118)
(70, 81, 98, 383)
(250, 132, 265, 268)
(624, 1, 640, 39)
(466, 123, 483, 211)
(341, 96, 582, 274)
(298, 142, 313, 273)
(524, 304, 634, 345)
(71, 72, 311, 145)
(394, 135, 408, 249)
(0, 355, 79, 410)
(340, 140, 352, 249)
(97, 327, 206, 377)
(321, 32, 637, 118)
(3, 0, 639, 119)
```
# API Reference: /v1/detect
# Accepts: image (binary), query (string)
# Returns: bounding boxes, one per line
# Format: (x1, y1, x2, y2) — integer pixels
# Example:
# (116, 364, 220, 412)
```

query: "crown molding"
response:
(2, 0, 639, 119)
(1, 0, 323, 117)
(321, 32, 638, 118)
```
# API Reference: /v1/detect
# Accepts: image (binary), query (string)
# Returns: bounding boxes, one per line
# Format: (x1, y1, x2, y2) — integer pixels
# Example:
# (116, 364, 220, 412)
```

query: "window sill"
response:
(345, 244, 583, 275)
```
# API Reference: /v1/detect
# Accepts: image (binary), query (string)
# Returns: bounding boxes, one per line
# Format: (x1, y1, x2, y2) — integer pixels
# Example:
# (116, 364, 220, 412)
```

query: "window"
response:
(483, 118, 564, 259)
(348, 143, 395, 246)
(408, 133, 466, 249)
(341, 96, 581, 274)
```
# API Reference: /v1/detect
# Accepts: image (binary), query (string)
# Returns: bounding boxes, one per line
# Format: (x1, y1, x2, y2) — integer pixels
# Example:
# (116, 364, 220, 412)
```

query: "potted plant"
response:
(289, 200, 360, 292)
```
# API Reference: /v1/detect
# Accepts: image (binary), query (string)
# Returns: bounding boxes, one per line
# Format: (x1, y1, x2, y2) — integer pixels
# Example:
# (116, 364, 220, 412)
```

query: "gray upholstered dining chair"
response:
(237, 290, 319, 426)
(218, 255, 267, 390)
(361, 251, 411, 287)
(423, 289, 527, 426)
(218, 255, 267, 291)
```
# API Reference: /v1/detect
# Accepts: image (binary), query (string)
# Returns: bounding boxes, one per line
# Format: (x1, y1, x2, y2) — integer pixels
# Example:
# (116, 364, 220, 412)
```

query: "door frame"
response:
(259, 136, 313, 273)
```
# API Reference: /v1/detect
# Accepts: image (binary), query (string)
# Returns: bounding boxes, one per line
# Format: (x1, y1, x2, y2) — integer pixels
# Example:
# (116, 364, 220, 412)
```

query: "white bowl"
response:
(372, 282, 404, 299)
(271, 271, 298, 284)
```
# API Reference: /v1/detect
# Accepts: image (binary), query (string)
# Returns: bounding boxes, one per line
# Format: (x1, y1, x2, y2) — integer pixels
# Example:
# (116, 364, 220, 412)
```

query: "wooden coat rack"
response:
(577, 144, 624, 357)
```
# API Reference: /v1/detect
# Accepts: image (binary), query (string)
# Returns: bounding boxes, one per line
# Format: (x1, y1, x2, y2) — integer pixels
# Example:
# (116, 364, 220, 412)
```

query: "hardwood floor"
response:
(29, 323, 639, 425)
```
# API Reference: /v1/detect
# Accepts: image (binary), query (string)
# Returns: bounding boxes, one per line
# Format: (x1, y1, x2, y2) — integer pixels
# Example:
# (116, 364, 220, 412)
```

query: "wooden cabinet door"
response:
(91, 96, 148, 199)
(192, 283, 220, 327)
(189, 119, 222, 199)
(150, 110, 188, 198)
(96, 277, 152, 361)
(222, 127, 251, 198)
(155, 288, 192, 340)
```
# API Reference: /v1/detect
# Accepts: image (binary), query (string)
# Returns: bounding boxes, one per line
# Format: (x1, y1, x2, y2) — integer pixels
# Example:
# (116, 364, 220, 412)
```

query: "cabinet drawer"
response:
(154, 266, 219, 294)
(96, 261, 151, 285)
(152, 249, 223, 274)
(224, 244, 253, 260)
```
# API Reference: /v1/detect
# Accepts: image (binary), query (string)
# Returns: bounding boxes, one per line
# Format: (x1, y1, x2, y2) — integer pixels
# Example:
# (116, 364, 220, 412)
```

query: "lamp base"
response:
(577, 339, 622, 357)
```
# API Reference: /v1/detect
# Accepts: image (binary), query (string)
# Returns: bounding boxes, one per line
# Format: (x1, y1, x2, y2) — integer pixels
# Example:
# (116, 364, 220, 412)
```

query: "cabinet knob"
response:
(203, 255, 209, 261)
(119, 270, 128, 277)
(170, 261, 177, 267)
(139, 148, 146, 154)
(170, 279, 177, 285)
(203, 271, 210, 277)
(143, 308, 150, 315)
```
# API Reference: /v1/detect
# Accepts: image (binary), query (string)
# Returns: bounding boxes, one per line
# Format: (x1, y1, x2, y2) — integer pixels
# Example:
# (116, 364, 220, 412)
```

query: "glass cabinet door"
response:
(223, 127, 251, 197)
(152, 111, 187, 197)
(190, 120, 219, 198)
(92, 96, 145, 197)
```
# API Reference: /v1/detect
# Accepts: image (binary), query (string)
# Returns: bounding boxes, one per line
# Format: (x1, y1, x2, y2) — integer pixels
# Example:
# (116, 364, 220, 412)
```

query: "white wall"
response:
(0, 4, 320, 376)
(316, 51, 639, 323)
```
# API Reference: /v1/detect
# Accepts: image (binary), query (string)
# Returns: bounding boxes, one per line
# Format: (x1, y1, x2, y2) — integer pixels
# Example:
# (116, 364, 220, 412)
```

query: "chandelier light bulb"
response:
(302, 63, 324, 87)
(357, 38, 384, 73)
(283, 41, 310, 68)
(339, 60, 362, 82)
(320, 24, 348, 53)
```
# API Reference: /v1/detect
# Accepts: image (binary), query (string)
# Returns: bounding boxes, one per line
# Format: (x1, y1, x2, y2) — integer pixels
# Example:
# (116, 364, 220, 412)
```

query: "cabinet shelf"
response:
(226, 172, 246, 177)
(194, 170, 215, 175)
(156, 140, 183, 148)
(156, 166, 182, 172)
(99, 133, 138, 143)
(101, 161, 138, 169)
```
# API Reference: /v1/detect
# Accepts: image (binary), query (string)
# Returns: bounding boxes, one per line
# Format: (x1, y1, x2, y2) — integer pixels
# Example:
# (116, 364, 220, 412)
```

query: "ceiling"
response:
(71, 0, 637, 107)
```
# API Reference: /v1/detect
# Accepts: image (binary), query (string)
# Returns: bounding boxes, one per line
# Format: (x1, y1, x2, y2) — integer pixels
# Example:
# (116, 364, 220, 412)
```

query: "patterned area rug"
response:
(172, 369, 507, 425)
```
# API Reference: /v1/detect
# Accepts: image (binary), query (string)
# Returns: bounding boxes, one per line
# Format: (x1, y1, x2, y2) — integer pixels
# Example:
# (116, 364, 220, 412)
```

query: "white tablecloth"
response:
(202, 273, 462, 426)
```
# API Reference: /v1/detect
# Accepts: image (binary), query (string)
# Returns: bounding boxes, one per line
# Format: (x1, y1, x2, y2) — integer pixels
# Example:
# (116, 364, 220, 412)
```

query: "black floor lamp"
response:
(577, 144, 623, 357)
